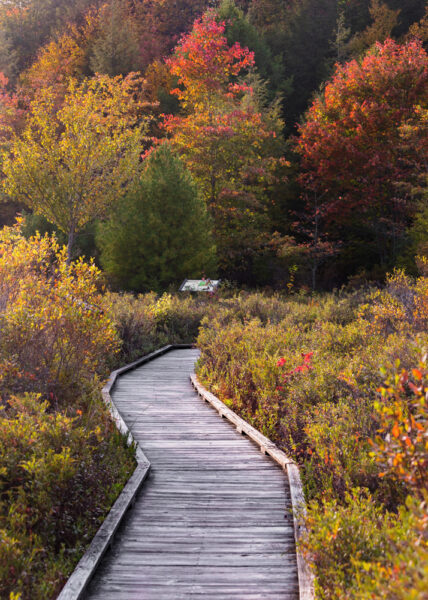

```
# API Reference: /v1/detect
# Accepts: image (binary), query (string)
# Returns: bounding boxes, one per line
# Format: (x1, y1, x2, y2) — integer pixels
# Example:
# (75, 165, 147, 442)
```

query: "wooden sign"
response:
(179, 279, 220, 292)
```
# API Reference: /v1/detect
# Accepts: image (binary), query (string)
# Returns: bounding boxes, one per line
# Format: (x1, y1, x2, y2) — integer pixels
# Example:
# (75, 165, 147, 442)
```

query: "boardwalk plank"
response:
(85, 349, 298, 600)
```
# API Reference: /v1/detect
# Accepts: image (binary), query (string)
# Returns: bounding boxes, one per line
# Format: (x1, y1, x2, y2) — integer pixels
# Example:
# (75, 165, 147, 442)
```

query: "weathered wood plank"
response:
(190, 373, 315, 600)
(82, 349, 301, 600)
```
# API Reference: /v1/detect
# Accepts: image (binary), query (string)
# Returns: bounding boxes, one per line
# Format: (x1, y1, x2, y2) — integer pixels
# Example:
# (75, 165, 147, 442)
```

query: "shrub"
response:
(105, 291, 160, 364)
(150, 292, 211, 345)
(358, 269, 428, 336)
(0, 224, 119, 404)
(0, 394, 134, 600)
(196, 274, 428, 595)
(197, 277, 428, 501)
(106, 291, 214, 365)
(370, 352, 428, 499)
(0, 227, 134, 599)
(302, 490, 428, 600)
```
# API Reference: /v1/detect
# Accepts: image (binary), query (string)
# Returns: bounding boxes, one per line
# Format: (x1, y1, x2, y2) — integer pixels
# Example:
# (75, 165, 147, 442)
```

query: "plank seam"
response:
(190, 374, 315, 600)
(57, 344, 193, 600)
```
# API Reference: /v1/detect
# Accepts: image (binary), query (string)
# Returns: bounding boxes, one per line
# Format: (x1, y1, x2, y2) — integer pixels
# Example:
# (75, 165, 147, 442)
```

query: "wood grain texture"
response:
(191, 375, 315, 600)
(85, 349, 300, 600)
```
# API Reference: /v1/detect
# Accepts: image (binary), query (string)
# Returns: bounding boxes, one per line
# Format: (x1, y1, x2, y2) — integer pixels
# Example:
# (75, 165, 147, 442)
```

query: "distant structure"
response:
(179, 279, 220, 292)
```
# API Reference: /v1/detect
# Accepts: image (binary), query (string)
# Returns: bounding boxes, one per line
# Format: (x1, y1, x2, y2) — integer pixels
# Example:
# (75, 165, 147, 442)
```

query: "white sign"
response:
(179, 279, 220, 292)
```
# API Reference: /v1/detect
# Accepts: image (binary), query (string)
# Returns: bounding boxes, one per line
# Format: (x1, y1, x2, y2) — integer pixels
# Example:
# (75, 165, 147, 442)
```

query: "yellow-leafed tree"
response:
(2, 73, 149, 262)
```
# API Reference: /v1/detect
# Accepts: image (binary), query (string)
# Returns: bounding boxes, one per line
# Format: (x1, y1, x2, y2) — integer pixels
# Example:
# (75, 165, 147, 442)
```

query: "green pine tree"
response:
(97, 143, 217, 292)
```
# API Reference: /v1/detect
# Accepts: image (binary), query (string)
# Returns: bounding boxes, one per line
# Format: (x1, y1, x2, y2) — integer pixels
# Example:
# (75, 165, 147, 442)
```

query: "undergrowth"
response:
(196, 271, 428, 598)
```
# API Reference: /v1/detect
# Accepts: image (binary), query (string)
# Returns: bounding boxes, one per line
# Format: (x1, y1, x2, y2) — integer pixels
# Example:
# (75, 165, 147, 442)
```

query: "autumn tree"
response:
(0, 0, 99, 82)
(0, 72, 23, 145)
(244, 0, 425, 130)
(2, 73, 148, 263)
(0, 72, 25, 227)
(97, 143, 216, 292)
(135, 0, 210, 69)
(296, 39, 428, 277)
(387, 0, 426, 38)
(166, 10, 255, 111)
(165, 10, 286, 280)
(347, 0, 400, 57)
(397, 105, 428, 266)
(90, 0, 140, 76)
(18, 11, 98, 103)
(144, 59, 180, 116)
(218, 0, 288, 101)
(406, 5, 428, 44)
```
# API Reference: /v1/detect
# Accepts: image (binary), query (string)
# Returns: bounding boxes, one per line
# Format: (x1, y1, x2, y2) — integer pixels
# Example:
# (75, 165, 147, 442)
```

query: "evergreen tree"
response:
(278, 0, 338, 130)
(218, 0, 289, 101)
(330, 10, 351, 64)
(97, 143, 216, 292)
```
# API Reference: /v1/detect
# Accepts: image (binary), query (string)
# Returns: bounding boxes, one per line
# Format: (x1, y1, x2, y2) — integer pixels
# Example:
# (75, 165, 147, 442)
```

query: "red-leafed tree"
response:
(166, 9, 255, 109)
(164, 10, 286, 281)
(296, 39, 428, 273)
(0, 72, 22, 144)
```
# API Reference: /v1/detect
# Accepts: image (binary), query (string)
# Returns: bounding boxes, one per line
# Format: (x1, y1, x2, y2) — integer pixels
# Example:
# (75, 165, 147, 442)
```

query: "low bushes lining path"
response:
(85, 348, 299, 600)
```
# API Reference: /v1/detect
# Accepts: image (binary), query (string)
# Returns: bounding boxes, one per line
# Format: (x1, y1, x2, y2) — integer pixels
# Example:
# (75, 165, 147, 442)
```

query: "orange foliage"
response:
(19, 11, 99, 102)
(371, 354, 428, 498)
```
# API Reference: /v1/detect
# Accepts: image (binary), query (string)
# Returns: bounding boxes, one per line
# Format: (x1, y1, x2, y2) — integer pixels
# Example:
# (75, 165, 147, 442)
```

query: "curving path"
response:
(86, 349, 299, 600)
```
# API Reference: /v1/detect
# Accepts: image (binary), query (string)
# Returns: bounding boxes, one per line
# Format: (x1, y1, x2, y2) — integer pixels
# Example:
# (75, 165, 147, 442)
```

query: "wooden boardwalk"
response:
(86, 349, 299, 600)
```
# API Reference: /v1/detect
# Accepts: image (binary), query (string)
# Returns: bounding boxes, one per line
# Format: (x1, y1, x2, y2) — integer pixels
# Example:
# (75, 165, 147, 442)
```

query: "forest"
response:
(0, 0, 427, 598)
(0, 0, 426, 289)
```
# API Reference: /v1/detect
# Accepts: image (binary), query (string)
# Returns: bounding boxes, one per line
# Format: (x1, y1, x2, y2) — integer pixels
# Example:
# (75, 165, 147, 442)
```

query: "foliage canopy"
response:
(2, 73, 147, 262)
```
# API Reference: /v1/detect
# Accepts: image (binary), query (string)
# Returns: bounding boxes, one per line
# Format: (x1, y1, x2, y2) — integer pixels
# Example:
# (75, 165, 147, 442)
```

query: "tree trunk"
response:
(311, 263, 317, 292)
(66, 225, 75, 266)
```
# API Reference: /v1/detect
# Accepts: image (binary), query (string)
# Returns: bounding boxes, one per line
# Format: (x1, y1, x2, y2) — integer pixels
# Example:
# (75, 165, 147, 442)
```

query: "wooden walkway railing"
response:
(60, 347, 311, 600)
